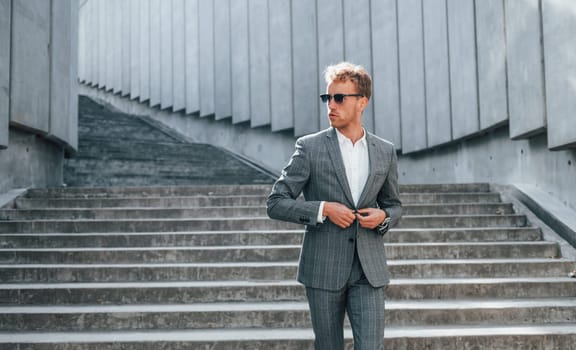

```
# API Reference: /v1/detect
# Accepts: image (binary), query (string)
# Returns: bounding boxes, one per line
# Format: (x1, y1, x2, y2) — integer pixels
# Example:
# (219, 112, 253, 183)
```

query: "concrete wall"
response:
(0, 0, 10, 149)
(78, 0, 576, 211)
(0, 0, 78, 195)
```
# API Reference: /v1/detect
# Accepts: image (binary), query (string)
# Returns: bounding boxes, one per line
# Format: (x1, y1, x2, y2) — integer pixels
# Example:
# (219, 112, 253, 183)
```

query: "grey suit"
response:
(267, 127, 402, 289)
(267, 127, 402, 349)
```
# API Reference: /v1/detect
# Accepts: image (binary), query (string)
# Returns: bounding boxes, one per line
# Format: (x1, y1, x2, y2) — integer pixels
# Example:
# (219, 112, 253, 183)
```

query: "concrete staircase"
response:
(1, 183, 575, 349)
(64, 96, 276, 187)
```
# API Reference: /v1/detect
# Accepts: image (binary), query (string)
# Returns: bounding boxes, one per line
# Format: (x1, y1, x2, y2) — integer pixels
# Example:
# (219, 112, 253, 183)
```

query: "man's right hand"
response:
(323, 202, 356, 228)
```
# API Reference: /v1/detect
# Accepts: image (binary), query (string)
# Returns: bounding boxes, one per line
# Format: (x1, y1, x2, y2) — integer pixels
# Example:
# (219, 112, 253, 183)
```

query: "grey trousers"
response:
(305, 249, 386, 350)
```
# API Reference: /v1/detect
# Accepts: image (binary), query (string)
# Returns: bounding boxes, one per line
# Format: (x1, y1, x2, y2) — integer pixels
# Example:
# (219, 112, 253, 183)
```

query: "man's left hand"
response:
(355, 208, 387, 229)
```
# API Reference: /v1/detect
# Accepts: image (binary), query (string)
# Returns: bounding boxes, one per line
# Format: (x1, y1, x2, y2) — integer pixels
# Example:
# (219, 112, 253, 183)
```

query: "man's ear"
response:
(359, 96, 369, 111)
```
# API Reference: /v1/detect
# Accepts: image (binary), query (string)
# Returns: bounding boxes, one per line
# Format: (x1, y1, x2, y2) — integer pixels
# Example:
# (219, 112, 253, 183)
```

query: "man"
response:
(266, 62, 402, 349)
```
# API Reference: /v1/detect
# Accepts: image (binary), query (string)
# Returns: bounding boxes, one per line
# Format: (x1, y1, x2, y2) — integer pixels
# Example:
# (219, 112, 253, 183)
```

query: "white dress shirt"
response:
(317, 128, 370, 222)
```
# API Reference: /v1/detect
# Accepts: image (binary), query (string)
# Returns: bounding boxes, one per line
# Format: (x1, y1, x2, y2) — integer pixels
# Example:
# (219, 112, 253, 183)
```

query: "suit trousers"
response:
(305, 247, 386, 350)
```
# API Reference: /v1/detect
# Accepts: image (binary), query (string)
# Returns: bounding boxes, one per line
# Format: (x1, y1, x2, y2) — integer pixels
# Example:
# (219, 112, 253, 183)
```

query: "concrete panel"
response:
(49, 0, 73, 144)
(269, 0, 293, 131)
(397, 0, 427, 153)
(10, 0, 50, 132)
(0, 0, 10, 148)
(423, 0, 452, 147)
(110, 0, 122, 93)
(476, 0, 508, 130)
(97, 1, 106, 88)
(214, 0, 232, 120)
(149, 0, 161, 107)
(68, 0, 79, 151)
(139, 0, 151, 102)
(129, 0, 140, 99)
(121, 0, 131, 96)
(172, 0, 185, 111)
(103, 0, 113, 92)
(447, 0, 479, 139)
(93, 0, 101, 87)
(160, 0, 173, 109)
(184, 0, 200, 114)
(77, 1, 85, 83)
(371, 0, 401, 146)
(542, 0, 576, 149)
(230, 0, 250, 124)
(292, 0, 319, 136)
(85, 0, 95, 85)
(248, 0, 271, 128)
(198, 0, 215, 116)
(343, 0, 374, 132)
(0, 129, 64, 193)
(505, 0, 546, 139)
(317, 0, 343, 130)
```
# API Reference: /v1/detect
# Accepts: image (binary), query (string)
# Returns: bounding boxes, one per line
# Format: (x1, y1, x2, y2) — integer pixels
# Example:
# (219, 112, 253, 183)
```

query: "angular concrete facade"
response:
(0, 0, 78, 195)
(77, 0, 576, 212)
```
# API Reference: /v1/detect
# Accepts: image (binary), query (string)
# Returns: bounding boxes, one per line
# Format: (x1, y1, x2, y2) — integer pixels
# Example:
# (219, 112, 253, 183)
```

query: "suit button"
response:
(348, 238, 355, 243)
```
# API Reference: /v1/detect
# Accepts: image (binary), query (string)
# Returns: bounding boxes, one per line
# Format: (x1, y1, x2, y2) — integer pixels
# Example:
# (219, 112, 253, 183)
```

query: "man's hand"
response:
(323, 202, 356, 228)
(355, 208, 386, 229)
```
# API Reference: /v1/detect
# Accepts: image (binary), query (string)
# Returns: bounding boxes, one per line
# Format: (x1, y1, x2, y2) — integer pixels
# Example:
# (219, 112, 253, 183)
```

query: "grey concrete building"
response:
(1, 0, 575, 238)
(0, 0, 78, 195)
(76, 0, 576, 214)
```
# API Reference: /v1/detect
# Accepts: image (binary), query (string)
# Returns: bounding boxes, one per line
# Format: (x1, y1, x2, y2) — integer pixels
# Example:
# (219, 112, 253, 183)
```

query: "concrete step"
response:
(400, 192, 502, 204)
(0, 215, 528, 233)
(64, 160, 275, 187)
(13, 195, 272, 209)
(0, 217, 301, 233)
(20, 183, 490, 199)
(0, 259, 572, 283)
(0, 228, 543, 249)
(0, 242, 560, 264)
(77, 119, 179, 143)
(1, 325, 574, 350)
(3, 298, 576, 331)
(65, 158, 265, 176)
(0, 206, 270, 220)
(0, 203, 516, 220)
(14, 193, 501, 214)
(399, 183, 490, 193)
(11, 192, 503, 209)
(386, 227, 542, 243)
(2, 278, 575, 305)
(0, 324, 575, 350)
(0, 231, 305, 248)
(24, 184, 273, 198)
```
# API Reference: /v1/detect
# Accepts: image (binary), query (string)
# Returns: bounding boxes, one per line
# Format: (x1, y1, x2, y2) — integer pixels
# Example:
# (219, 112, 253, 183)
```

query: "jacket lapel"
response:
(357, 133, 390, 208)
(325, 128, 355, 207)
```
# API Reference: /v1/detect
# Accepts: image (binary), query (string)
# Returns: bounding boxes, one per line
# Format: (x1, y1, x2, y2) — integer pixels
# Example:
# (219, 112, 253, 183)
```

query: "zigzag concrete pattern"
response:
(1, 183, 576, 349)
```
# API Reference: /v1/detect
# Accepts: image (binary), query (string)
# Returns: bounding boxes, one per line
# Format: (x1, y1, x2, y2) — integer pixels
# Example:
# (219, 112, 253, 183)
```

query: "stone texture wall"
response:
(0, 0, 78, 194)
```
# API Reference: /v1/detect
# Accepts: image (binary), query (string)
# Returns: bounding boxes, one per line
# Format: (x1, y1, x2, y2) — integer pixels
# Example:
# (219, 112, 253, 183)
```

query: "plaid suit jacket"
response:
(267, 127, 402, 290)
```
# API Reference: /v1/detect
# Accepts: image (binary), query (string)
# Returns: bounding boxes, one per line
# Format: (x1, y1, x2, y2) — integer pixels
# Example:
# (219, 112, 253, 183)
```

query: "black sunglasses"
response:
(319, 93, 363, 104)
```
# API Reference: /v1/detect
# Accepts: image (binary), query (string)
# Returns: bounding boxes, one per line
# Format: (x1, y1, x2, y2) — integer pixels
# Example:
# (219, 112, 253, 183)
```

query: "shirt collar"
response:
(335, 127, 367, 147)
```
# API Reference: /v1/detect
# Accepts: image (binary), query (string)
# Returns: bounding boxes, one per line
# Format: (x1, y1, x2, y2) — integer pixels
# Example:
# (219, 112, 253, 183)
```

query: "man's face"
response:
(325, 80, 366, 131)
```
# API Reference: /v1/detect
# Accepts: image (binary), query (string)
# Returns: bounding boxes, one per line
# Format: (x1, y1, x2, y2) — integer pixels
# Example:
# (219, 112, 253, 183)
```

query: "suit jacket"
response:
(267, 127, 402, 290)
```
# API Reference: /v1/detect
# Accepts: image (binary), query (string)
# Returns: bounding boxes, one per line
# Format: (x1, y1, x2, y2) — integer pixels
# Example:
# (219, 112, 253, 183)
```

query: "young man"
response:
(267, 62, 402, 349)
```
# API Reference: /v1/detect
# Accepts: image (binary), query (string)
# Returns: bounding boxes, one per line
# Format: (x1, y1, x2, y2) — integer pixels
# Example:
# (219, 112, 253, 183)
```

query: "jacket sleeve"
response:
(266, 137, 322, 226)
(377, 147, 402, 233)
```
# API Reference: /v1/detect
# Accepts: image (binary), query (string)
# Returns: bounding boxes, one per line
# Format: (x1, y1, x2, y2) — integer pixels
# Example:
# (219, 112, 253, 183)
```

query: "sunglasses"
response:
(319, 93, 363, 104)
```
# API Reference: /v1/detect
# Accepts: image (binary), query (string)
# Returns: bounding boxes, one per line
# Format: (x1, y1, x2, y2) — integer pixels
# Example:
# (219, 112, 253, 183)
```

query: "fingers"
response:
(323, 204, 386, 229)
(324, 202, 356, 228)
(355, 208, 385, 229)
